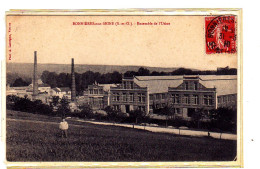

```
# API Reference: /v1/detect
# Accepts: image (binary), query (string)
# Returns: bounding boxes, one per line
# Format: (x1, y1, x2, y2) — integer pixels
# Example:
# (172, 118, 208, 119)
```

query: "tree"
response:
(110, 71, 122, 83)
(124, 71, 137, 78)
(154, 104, 175, 127)
(137, 67, 150, 76)
(41, 71, 50, 84)
(57, 97, 70, 118)
(209, 107, 237, 137)
(33, 100, 53, 115)
(6, 95, 19, 104)
(51, 96, 60, 106)
(129, 109, 146, 125)
(191, 108, 207, 129)
(105, 106, 117, 122)
(105, 106, 127, 123)
(12, 78, 29, 87)
(151, 71, 161, 76)
(171, 68, 193, 75)
(80, 104, 94, 118)
(13, 96, 33, 112)
(6, 95, 20, 109)
(41, 71, 58, 88)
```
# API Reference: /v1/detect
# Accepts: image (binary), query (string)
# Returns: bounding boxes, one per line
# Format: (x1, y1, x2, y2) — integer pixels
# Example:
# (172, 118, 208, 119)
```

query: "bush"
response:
(209, 108, 237, 133)
(7, 95, 54, 116)
(105, 106, 127, 123)
(78, 104, 94, 119)
(171, 117, 187, 128)
(128, 109, 146, 124)
(56, 98, 71, 118)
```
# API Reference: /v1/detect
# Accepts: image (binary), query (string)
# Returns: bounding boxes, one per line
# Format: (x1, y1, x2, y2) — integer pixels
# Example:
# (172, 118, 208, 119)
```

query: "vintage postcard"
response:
(3, 9, 242, 168)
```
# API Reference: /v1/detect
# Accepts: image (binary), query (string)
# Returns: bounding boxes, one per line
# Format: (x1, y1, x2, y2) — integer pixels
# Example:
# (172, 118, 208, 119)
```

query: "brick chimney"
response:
(32, 51, 38, 100)
(71, 58, 76, 101)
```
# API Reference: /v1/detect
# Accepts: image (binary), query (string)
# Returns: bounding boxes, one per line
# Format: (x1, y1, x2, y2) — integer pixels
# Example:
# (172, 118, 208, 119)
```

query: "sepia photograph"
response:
(4, 9, 242, 168)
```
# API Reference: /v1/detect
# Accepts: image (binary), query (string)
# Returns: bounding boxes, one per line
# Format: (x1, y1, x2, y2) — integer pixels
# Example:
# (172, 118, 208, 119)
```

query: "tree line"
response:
(7, 66, 237, 95)
(6, 94, 236, 134)
(124, 66, 237, 77)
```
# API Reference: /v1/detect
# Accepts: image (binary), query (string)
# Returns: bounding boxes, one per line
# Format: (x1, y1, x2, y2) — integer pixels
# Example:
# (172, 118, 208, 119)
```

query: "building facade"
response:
(80, 83, 117, 110)
(168, 76, 216, 118)
(109, 75, 237, 118)
(110, 77, 148, 113)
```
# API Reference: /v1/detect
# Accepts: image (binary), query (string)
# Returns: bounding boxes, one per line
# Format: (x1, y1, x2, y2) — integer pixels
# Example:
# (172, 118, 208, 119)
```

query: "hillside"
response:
(6, 63, 180, 78)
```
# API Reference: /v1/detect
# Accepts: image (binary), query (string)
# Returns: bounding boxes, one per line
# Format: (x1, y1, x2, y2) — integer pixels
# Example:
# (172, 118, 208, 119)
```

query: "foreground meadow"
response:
(6, 110, 236, 161)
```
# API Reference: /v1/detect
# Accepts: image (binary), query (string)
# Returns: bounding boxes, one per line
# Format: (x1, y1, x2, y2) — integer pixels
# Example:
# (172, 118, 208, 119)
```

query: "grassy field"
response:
(6, 110, 237, 161)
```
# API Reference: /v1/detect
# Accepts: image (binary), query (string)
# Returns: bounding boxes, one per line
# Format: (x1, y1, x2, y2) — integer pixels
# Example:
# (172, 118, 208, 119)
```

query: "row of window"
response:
(172, 94, 213, 105)
(184, 81, 198, 90)
(149, 93, 167, 100)
(149, 93, 213, 106)
(218, 95, 235, 103)
(112, 93, 146, 102)
(88, 97, 104, 104)
(122, 81, 134, 89)
(113, 105, 145, 112)
(89, 88, 103, 95)
(149, 105, 181, 114)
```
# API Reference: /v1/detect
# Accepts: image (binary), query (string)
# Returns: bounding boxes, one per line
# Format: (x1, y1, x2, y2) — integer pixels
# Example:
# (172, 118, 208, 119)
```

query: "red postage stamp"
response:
(205, 15, 236, 54)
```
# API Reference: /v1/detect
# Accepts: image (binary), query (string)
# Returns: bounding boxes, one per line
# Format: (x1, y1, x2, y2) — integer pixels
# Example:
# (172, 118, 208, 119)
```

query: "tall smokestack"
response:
(32, 51, 38, 100)
(71, 58, 76, 102)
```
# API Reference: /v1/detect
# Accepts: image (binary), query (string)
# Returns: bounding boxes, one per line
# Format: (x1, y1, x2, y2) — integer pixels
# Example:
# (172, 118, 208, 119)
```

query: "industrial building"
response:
(80, 82, 117, 110)
(109, 75, 237, 118)
(6, 51, 237, 118)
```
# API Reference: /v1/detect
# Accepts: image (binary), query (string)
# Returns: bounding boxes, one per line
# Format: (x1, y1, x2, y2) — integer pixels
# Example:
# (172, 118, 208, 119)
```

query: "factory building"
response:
(79, 82, 117, 110)
(109, 75, 237, 118)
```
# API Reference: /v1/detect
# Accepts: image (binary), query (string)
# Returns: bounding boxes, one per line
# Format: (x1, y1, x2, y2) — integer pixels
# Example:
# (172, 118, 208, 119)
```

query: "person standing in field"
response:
(59, 118, 69, 138)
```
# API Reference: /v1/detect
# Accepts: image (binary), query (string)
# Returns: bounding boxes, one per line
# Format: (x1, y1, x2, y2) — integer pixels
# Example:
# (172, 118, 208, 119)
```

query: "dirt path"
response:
(74, 119, 237, 140)
(6, 118, 237, 140)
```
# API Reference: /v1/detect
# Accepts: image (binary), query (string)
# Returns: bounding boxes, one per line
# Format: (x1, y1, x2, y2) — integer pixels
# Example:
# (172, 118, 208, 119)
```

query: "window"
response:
(185, 82, 189, 90)
(194, 82, 198, 90)
(218, 97, 221, 103)
(162, 93, 166, 99)
(223, 96, 227, 103)
(156, 94, 160, 100)
(142, 93, 146, 102)
(113, 105, 119, 110)
(194, 95, 199, 105)
(123, 81, 127, 89)
(209, 96, 213, 105)
(130, 82, 134, 89)
(184, 94, 189, 104)
(98, 97, 103, 104)
(99, 89, 103, 94)
(89, 89, 93, 94)
(138, 106, 145, 112)
(123, 93, 127, 102)
(149, 94, 153, 101)
(129, 93, 134, 102)
(138, 93, 145, 102)
(204, 95, 213, 105)
(172, 94, 179, 103)
(94, 89, 98, 94)
(174, 108, 180, 114)
(138, 93, 142, 102)
(114, 93, 120, 101)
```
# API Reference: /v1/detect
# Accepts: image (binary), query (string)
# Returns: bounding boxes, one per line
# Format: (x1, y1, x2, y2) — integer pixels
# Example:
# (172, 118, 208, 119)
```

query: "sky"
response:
(6, 15, 238, 70)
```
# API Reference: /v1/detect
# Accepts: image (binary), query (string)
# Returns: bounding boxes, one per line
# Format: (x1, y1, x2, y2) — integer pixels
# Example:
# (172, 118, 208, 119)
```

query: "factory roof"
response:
(134, 75, 237, 96)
